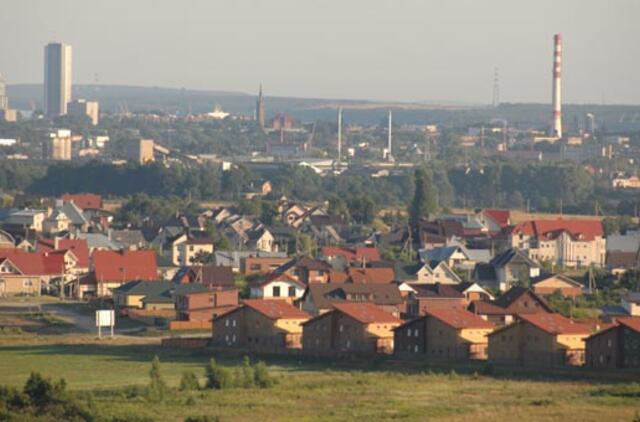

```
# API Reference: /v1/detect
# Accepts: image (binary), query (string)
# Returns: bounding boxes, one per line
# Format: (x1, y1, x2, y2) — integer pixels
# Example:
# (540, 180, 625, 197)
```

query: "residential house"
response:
(113, 280, 172, 311)
(61, 193, 103, 210)
(172, 265, 234, 289)
(396, 261, 461, 285)
(488, 313, 593, 367)
(175, 287, 238, 322)
(241, 255, 290, 275)
(299, 283, 404, 317)
(249, 272, 306, 301)
(320, 246, 381, 270)
(79, 250, 158, 297)
(275, 256, 332, 284)
(394, 308, 494, 360)
(213, 250, 287, 272)
(211, 299, 310, 352)
(4, 209, 47, 232)
(531, 273, 584, 298)
(473, 248, 541, 291)
(171, 235, 215, 266)
(404, 283, 468, 317)
(585, 317, 640, 370)
(109, 229, 147, 250)
(419, 242, 490, 272)
(506, 219, 606, 267)
(621, 292, 640, 316)
(341, 267, 396, 284)
(0, 249, 67, 296)
(468, 286, 553, 326)
(302, 302, 401, 356)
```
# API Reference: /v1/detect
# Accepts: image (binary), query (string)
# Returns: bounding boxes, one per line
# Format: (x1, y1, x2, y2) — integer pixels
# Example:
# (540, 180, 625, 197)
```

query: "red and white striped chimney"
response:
(551, 33, 562, 138)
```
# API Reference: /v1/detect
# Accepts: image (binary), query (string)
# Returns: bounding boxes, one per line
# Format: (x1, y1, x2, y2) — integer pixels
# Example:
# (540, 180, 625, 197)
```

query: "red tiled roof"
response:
(469, 300, 508, 315)
(0, 248, 64, 275)
(57, 239, 90, 268)
(61, 193, 103, 210)
(518, 313, 592, 335)
(93, 250, 157, 282)
(618, 317, 640, 333)
(426, 308, 494, 330)
(322, 246, 381, 263)
(328, 270, 350, 283)
(254, 271, 305, 288)
(510, 219, 604, 241)
(333, 302, 400, 324)
(242, 299, 309, 320)
(347, 267, 395, 284)
(483, 209, 510, 228)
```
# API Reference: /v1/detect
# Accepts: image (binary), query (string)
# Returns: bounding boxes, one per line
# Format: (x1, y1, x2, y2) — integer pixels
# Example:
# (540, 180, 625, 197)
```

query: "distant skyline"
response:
(1, 0, 639, 105)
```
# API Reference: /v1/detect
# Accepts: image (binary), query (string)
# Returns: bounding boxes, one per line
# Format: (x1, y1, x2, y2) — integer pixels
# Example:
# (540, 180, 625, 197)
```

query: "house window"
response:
(339, 324, 343, 332)
(232, 319, 236, 327)
(288, 286, 296, 297)
(607, 339, 612, 348)
(414, 345, 419, 353)
(232, 334, 236, 343)
(272, 286, 281, 297)
(225, 319, 229, 327)
(23, 280, 33, 287)
(414, 329, 419, 337)
(407, 328, 412, 337)
(346, 340, 351, 349)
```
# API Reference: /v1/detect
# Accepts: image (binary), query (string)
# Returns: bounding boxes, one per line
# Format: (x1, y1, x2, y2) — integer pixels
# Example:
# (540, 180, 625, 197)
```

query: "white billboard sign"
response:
(95, 309, 115, 338)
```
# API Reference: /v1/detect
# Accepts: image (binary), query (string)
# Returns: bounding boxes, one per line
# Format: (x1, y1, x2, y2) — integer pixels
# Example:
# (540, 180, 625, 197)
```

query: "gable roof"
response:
(61, 193, 103, 210)
(242, 299, 309, 320)
(252, 271, 306, 288)
(531, 273, 584, 289)
(510, 219, 604, 241)
(0, 248, 65, 275)
(303, 283, 403, 310)
(483, 209, 510, 228)
(408, 283, 465, 299)
(493, 287, 552, 311)
(518, 313, 592, 335)
(113, 280, 171, 295)
(332, 302, 401, 324)
(321, 246, 381, 264)
(490, 248, 540, 269)
(57, 239, 90, 268)
(93, 250, 158, 282)
(347, 267, 395, 284)
(617, 317, 640, 333)
(426, 308, 495, 330)
(172, 265, 234, 288)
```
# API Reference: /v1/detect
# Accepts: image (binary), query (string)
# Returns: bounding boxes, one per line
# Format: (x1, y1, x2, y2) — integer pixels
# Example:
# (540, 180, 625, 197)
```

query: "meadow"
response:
(0, 334, 639, 421)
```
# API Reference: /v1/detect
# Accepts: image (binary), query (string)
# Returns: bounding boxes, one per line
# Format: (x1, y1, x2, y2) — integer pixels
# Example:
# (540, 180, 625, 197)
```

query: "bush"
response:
(241, 356, 254, 388)
(185, 416, 220, 422)
(23, 372, 66, 409)
(180, 371, 200, 391)
(205, 358, 231, 390)
(253, 361, 274, 389)
(148, 356, 167, 401)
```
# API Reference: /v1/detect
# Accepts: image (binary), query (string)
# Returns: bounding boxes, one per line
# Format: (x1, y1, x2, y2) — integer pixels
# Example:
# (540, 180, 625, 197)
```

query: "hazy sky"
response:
(1, 0, 639, 104)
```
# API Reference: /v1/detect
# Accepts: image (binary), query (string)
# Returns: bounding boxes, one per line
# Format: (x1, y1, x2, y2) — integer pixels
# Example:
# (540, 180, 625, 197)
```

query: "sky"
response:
(1, 0, 639, 104)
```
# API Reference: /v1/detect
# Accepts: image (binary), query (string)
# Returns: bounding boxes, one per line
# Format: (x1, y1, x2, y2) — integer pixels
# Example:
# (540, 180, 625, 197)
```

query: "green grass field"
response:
(0, 334, 639, 422)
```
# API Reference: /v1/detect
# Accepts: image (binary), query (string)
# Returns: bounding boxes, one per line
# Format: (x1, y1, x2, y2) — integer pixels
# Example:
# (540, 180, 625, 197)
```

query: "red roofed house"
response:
(394, 308, 494, 360)
(585, 317, 640, 370)
(483, 209, 511, 230)
(79, 250, 158, 297)
(488, 313, 594, 367)
(0, 249, 68, 296)
(211, 299, 310, 352)
(506, 219, 605, 267)
(36, 238, 90, 274)
(345, 267, 395, 284)
(61, 193, 103, 210)
(302, 302, 401, 356)
(249, 272, 307, 302)
(321, 246, 381, 269)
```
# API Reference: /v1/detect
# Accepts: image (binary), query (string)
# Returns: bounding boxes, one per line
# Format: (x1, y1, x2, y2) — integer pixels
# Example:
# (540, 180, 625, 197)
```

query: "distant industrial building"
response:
(127, 139, 155, 164)
(0, 74, 17, 122)
(44, 42, 72, 116)
(45, 129, 72, 160)
(68, 99, 99, 125)
(256, 84, 265, 130)
(550, 34, 562, 138)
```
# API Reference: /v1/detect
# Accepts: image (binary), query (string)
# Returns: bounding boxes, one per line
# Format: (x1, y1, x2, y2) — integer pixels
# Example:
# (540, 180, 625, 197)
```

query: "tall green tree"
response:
(410, 168, 438, 228)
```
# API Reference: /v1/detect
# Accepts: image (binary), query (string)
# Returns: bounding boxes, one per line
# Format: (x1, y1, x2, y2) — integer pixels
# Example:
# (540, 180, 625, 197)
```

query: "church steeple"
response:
(256, 83, 265, 130)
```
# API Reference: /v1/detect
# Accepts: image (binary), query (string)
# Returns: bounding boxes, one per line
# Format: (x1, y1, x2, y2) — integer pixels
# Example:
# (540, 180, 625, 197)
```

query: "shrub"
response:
(148, 356, 167, 401)
(23, 372, 66, 409)
(205, 358, 231, 390)
(179, 371, 200, 391)
(241, 356, 254, 388)
(185, 416, 220, 422)
(253, 361, 273, 389)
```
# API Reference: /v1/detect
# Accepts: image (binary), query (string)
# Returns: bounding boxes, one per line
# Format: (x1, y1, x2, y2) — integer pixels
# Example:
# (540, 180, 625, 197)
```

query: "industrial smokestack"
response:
(337, 107, 342, 169)
(551, 33, 562, 138)
(387, 110, 393, 162)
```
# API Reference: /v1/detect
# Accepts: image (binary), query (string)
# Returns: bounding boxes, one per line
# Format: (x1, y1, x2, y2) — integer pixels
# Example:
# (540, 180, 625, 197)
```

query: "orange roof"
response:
(242, 299, 309, 320)
(93, 250, 157, 282)
(332, 302, 400, 324)
(0, 248, 64, 275)
(328, 270, 349, 283)
(518, 313, 592, 335)
(483, 209, 510, 228)
(426, 308, 494, 330)
(511, 219, 604, 241)
(61, 193, 103, 210)
(618, 317, 640, 333)
(347, 267, 395, 284)
(57, 239, 90, 268)
(322, 246, 381, 263)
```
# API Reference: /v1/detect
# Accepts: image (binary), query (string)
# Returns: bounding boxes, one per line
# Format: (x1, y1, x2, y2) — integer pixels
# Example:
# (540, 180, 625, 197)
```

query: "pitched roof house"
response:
(249, 272, 307, 301)
(473, 248, 541, 291)
(394, 308, 494, 360)
(211, 299, 310, 352)
(0, 248, 68, 296)
(488, 313, 593, 367)
(404, 283, 468, 317)
(585, 317, 640, 370)
(302, 302, 401, 356)
(61, 193, 103, 210)
(531, 273, 584, 298)
(172, 265, 234, 289)
(79, 250, 158, 297)
(468, 286, 552, 326)
(299, 283, 404, 317)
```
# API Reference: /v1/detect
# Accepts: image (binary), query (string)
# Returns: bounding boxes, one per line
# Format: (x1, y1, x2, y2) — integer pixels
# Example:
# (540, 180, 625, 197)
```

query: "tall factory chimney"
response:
(337, 107, 342, 169)
(387, 110, 393, 162)
(551, 34, 563, 138)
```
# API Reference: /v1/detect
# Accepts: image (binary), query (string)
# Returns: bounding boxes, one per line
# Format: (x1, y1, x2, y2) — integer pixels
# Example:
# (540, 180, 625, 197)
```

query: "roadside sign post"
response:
(96, 310, 115, 339)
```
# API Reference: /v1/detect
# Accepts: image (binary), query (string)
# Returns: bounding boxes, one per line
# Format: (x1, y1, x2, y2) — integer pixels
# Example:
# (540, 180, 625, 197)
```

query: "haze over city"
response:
(1, 0, 640, 104)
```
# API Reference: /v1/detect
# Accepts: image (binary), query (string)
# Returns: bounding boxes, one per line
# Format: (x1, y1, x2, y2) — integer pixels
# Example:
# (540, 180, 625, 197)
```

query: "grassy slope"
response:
(0, 336, 638, 421)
